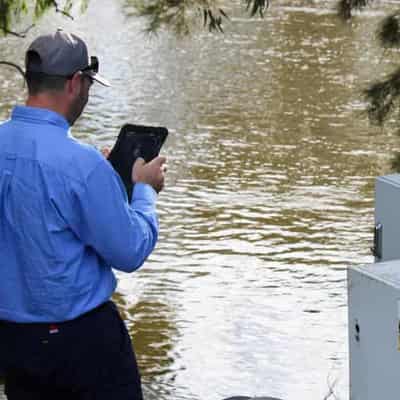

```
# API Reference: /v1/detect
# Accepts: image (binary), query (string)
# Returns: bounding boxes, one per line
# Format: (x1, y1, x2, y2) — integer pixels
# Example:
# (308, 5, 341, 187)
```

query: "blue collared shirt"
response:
(0, 106, 159, 323)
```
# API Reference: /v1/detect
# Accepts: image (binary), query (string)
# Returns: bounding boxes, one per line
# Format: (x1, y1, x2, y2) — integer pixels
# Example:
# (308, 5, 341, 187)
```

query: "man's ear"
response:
(66, 72, 82, 97)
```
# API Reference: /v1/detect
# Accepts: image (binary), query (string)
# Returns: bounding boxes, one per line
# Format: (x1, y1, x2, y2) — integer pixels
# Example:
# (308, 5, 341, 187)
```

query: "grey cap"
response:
(25, 29, 110, 86)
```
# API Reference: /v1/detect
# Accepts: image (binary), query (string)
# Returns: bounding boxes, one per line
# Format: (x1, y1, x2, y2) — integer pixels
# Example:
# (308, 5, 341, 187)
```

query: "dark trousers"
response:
(0, 301, 143, 400)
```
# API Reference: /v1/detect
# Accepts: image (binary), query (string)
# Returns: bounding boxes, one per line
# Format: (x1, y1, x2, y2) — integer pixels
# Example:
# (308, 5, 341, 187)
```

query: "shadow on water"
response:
(113, 291, 182, 399)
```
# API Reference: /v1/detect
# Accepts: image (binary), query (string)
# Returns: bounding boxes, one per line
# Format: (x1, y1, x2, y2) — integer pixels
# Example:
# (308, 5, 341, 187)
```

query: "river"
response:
(0, 0, 398, 399)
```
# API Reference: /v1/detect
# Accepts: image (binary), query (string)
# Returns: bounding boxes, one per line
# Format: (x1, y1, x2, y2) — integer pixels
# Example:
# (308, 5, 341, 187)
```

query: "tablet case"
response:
(108, 124, 168, 201)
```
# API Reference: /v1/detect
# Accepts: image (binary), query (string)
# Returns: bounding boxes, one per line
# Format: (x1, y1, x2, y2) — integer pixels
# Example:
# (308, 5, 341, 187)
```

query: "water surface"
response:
(0, 1, 399, 399)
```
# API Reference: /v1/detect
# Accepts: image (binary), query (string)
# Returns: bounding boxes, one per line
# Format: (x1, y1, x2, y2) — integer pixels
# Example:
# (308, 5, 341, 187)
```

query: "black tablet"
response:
(108, 124, 168, 200)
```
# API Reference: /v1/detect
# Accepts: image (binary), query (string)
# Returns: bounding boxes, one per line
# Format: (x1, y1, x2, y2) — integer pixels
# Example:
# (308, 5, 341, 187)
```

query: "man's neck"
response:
(26, 94, 68, 119)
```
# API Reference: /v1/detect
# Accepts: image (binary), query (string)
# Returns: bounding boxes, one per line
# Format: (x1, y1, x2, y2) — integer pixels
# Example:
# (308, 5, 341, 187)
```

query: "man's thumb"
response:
(153, 156, 167, 166)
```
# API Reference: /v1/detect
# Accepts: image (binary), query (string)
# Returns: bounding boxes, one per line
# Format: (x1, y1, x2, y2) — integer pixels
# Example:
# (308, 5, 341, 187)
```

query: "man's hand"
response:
(101, 147, 111, 158)
(132, 156, 167, 194)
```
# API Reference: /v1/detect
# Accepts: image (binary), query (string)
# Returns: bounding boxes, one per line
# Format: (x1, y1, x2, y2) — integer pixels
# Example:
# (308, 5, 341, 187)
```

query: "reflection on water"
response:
(113, 292, 181, 399)
(1, 1, 399, 399)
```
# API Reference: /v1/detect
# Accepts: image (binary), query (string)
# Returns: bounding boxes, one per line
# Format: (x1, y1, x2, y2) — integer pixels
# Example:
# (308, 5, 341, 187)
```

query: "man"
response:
(0, 29, 166, 399)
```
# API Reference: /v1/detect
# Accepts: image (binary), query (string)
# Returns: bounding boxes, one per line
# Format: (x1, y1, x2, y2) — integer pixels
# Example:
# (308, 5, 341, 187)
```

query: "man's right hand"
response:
(132, 156, 167, 194)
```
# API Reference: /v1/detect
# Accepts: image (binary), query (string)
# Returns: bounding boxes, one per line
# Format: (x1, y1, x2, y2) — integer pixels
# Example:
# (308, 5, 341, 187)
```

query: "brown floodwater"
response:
(0, 1, 399, 399)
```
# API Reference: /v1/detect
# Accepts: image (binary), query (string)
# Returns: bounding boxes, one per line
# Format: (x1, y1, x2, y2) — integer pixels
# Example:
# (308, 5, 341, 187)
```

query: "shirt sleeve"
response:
(69, 159, 159, 272)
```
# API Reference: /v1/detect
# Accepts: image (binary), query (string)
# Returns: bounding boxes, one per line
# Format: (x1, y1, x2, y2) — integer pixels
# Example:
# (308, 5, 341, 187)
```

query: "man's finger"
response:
(133, 157, 146, 167)
(101, 147, 111, 159)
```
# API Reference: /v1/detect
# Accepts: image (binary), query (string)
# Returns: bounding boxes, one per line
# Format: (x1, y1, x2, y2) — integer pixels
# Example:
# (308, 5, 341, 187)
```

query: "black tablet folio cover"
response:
(108, 124, 168, 200)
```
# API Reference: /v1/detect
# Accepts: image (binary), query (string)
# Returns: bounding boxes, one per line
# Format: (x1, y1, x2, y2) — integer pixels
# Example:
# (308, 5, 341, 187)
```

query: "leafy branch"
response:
(132, 0, 231, 35)
(364, 67, 400, 126)
(377, 11, 400, 49)
(0, 0, 89, 36)
(133, 0, 376, 36)
(244, 0, 269, 18)
(0, 60, 26, 78)
(337, 0, 372, 20)
(1, 23, 34, 37)
(202, 7, 229, 33)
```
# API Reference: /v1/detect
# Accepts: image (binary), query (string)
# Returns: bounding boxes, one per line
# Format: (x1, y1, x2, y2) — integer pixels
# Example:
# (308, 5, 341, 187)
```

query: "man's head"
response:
(25, 29, 109, 125)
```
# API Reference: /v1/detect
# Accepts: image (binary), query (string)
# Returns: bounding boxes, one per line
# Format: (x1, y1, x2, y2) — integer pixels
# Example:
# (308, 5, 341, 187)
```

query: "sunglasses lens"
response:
(91, 56, 99, 73)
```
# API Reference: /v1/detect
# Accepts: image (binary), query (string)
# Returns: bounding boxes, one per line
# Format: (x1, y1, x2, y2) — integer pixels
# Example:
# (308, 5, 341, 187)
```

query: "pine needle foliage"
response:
(202, 7, 228, 33)
(378, 12, 400, 49)
(391, 152, 400, 172)
(365, 68, 400, 172)
(364, 67, 400, 126)
(132, 0, 189, 35)
(337, 0, 372, 20)
(131, 0, 229, 35)
(245, 0, 269, 18)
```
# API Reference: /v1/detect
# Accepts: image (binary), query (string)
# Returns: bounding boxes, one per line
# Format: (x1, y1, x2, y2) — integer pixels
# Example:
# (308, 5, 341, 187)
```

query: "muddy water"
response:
(0, 1, 398, 399)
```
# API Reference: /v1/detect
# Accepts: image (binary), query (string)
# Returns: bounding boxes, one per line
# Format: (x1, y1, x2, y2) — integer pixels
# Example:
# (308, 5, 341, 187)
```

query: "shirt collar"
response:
(11, 105, 70, 133)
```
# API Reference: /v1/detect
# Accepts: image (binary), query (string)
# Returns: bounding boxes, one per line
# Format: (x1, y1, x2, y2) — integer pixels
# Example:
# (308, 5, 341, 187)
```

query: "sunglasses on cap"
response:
(80, 56, 110, 86)
(82, 56, 99, 74)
